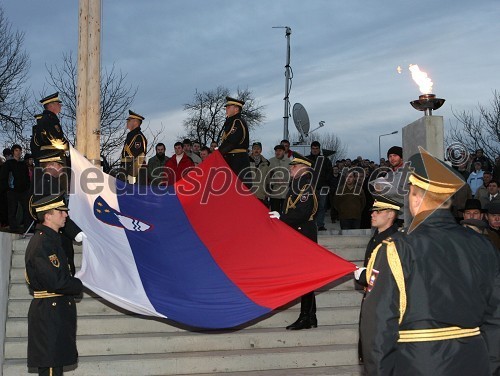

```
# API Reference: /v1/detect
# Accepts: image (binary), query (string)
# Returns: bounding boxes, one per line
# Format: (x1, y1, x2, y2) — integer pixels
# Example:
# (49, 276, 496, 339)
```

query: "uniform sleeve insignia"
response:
(49, 254, 60, 268)
(134, 141, 142, 149)
(366, 269, 379, 292)
(54, 125, 61, 133)
(300, 193, 309, 202)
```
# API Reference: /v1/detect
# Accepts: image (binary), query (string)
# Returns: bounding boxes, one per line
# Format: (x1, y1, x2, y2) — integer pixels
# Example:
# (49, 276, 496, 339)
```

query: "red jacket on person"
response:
(164, 153, 194, 184)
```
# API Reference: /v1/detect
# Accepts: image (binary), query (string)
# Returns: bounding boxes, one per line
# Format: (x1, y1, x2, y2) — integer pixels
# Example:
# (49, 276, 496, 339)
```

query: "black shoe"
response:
(318, 226, 327, 231)
(286, 315, 318, 330)
(310, 314, 318, 327)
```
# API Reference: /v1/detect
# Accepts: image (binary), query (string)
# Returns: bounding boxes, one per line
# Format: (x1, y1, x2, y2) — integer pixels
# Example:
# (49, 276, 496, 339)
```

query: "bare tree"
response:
(288, 131, 348, 161)
(447, 90, 500, 160)
(0, 6, 32, 149)
(45, 52, 163, 166)
(183, 86, 265, 146)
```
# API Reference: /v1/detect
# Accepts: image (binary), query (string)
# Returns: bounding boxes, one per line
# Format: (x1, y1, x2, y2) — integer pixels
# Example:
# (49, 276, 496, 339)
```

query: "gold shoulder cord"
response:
(238, 120, 246, 144)
(366, 239, 407, 324)
(221, 119, 237, 143)
(285, 183, 309, 213)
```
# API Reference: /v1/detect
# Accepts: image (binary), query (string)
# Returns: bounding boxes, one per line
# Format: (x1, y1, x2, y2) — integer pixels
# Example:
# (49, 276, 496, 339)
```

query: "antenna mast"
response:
(273, 26, 292, 140)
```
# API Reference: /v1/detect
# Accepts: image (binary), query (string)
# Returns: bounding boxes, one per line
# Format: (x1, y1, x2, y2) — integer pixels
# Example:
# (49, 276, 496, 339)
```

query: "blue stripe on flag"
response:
(116, 182, 270, 328)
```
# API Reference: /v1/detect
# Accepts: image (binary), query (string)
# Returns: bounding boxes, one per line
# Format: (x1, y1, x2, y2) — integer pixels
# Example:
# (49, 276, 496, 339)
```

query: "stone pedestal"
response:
(402, 115, 444, 160)
(402, 115, 445, 224)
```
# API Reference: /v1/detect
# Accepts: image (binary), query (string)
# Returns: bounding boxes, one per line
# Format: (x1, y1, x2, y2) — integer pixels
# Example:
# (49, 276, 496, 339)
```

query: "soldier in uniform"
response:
(269, 152, 319, 330)
(219, 97, 250, 186)
(30, 149, 83, 276)
(354, 195, 402, 289)
(121, 110, 147, 184)
(360, 149, 500, 375)
(33, 93, 69, 161)
(30, 113, 44, 165)
(25, 193, 83, 376)
(354, 195, 402, 363)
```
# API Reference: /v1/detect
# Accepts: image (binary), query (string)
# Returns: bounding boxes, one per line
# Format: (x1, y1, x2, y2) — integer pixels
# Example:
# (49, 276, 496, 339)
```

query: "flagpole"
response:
(76, 0, 89, 155)
(86, 0, 101, 167)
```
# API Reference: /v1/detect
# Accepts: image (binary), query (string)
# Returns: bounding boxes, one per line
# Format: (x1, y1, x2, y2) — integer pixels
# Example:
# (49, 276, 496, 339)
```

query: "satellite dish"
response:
(292, 103, 310, 141)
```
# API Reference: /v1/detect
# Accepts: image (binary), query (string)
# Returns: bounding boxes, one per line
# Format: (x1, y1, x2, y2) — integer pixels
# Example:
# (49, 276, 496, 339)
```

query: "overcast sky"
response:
(3, 0, 500, 161)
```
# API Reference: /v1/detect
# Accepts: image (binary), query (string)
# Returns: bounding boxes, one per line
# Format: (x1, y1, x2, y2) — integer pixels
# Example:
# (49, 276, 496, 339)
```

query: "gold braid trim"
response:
(285, 183, 311, 214)
(310, 189, 318, 221)
(398, 326, 480, 342)
(366, 239, 407, 324)
(239, 120, 246, 145)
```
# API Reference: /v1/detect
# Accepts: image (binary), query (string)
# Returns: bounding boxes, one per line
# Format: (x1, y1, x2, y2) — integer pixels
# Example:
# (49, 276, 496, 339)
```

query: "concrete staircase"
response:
(2, 232, 369, 375)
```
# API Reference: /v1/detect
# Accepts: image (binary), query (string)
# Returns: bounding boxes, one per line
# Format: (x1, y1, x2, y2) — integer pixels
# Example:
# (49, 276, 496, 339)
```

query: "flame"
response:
(409, 64, 433, 94)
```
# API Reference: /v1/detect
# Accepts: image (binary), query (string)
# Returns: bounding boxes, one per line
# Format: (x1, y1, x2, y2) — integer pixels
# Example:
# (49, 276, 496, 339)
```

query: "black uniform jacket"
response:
(31, 172, 82, 275)
(219, 113, 249, 154)
(33, 110, 68, 159)
(280, 173, 318, 242)
(121, 127, 147, 177)
(357, 222, 399, 288)
(219, 113, 250, 179)
(360, 209, 500, 376)
(25, 224, 83, 368)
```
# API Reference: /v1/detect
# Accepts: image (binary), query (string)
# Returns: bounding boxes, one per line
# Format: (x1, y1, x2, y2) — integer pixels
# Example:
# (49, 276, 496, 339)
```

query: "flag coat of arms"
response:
(69, 146, 356, 329)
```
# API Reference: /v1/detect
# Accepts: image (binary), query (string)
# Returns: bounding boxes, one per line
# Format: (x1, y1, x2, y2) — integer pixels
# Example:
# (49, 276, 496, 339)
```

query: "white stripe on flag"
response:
(69, 146, 162, 317)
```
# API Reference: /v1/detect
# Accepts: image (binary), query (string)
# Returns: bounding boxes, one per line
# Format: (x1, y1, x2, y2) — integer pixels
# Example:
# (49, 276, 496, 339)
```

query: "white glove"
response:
(354, 267, 366, 281)
(127, 175, 137, 184)
(214, 147, 219, 150)
(74, 232, 85, 242)
(269, 211, 280, 219)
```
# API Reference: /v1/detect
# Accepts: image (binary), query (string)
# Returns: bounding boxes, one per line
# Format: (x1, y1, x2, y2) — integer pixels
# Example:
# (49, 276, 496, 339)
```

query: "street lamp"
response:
(379, 130, 399, 162)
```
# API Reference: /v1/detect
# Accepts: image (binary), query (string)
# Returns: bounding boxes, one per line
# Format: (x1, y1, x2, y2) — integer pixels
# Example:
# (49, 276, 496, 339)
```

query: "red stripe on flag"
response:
(177, 151, 356, 309)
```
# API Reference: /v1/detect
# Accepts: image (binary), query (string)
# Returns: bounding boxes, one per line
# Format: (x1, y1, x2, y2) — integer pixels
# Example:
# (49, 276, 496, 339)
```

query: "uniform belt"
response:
(33, 291, 64, 299)
(398, 326, 480, 342)
(228, 149, 247, 153)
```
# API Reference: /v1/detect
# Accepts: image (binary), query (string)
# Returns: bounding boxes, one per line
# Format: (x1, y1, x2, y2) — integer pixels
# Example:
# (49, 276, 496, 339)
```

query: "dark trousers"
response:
(300, 291, 316, 315)
(38, 367, 63, 376)
(7, 190, 30, 231)
(340, 219, 361, 230)
(0, 190, 8, 226)
(269, 198, 285, 213)
(223, 153, 251, 188)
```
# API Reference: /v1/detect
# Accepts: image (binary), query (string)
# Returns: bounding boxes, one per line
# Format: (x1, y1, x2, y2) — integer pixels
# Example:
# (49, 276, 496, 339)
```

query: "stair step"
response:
(4, 324, 358, 358)
(3, 344, 359, 376)
(10, 247, 365, 268)
(5, 233, 369, 376)
(7, 290, 362, 318)
(183, 364, 364, 376)
(12, 236, 370, 253)
(5, 306, 360, 337)
(8, 285, 362, 308)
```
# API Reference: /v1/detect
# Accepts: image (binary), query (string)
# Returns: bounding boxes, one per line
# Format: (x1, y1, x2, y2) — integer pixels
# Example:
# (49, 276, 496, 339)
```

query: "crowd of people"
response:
(1, 92, 499, 375)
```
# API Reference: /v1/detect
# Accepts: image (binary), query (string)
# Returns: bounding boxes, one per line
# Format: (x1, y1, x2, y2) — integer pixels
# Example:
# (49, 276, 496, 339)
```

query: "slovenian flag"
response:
(69, 146, 356, 329)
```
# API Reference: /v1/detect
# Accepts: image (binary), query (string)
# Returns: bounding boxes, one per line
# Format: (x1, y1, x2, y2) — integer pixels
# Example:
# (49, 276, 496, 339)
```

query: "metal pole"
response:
(378, 135, 382, 163)
(378, 131, 399, 163)
(283, 27, 291, 141)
